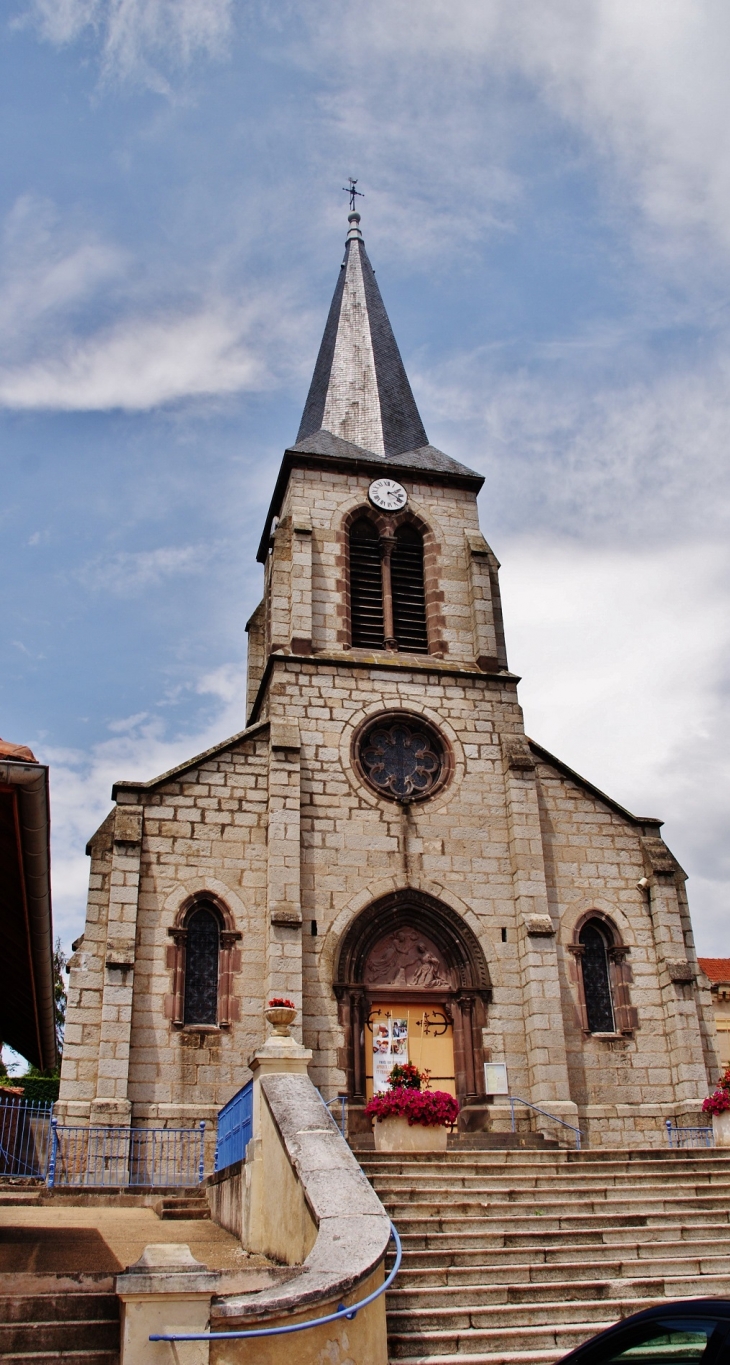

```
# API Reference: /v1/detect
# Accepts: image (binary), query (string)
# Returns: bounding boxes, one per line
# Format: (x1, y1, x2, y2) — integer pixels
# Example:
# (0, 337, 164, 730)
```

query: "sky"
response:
(2, 0, 730, 973)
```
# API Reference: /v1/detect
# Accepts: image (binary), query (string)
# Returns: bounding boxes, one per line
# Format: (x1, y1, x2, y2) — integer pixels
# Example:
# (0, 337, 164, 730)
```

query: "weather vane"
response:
(343, 177, 364, 212)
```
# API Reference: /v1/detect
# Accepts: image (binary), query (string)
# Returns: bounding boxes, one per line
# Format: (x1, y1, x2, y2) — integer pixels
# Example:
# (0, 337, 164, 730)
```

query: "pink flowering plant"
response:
(702, 1067, 730, 1116)
(364, 1063, 459, 1129)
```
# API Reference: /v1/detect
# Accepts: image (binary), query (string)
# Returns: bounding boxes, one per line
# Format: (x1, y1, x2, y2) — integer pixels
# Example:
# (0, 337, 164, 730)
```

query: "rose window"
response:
(358, 717, 445, 802)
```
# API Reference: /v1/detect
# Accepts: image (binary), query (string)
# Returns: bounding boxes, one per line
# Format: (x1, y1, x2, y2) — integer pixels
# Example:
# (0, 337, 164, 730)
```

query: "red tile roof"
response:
(0, 737, 37, 762)
(698, 958, 730, 983)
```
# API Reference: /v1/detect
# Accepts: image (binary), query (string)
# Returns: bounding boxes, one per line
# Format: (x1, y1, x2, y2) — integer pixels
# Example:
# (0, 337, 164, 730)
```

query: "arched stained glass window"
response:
(183, 905, 221, 1026)
(579, 920, 615, 1033)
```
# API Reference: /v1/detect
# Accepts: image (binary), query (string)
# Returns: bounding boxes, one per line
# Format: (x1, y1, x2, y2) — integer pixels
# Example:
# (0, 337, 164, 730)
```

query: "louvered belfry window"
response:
(391, 524, 428, 653)
(183, 904, 221, 1026)
(349, 516, 429, 653)
(579, 921, 615, 1033)
(350, 518, 385, 648)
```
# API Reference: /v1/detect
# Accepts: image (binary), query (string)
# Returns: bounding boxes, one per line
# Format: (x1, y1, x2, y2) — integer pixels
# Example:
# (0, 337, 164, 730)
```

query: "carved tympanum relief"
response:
(363, 927, 453, 989)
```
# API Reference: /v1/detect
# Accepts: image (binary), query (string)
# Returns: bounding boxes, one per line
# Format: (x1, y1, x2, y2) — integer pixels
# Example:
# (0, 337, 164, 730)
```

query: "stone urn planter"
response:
(264, 1004, 297, 1037)
(373, 1116, 448, 1153)
(712, 1110, 730, 1147)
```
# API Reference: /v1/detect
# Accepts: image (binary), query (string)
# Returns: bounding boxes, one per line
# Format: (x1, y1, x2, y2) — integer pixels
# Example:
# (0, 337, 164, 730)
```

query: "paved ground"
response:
(0, 1206, 264, 1274)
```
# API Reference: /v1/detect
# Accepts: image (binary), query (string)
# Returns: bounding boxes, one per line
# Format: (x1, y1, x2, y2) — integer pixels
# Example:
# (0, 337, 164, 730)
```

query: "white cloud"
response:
(0, 196, 294, 412)
(500, 535, 730, 952)
(0, 306, 268, 410)
(21, 0, 232, 89)
(421, 346, 730, 543)
(0, 196, 125, 341)
(74, 545, 205, 594)
(302, 0, 730, 270)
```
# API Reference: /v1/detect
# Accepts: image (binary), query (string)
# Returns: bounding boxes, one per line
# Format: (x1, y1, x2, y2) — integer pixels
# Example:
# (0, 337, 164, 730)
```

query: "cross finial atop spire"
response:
(343, 177, 364, 213)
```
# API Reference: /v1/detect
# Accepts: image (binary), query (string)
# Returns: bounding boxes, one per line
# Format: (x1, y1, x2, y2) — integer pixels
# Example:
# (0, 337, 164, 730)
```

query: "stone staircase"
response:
(359, 1147, 730, 1364)
(0, 1273, 119, 1364)
(152, 1192, 210, 1220)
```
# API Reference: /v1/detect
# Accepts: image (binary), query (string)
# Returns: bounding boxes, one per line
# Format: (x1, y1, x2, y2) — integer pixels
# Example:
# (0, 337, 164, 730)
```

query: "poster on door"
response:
(372, 1015, 408, 1092)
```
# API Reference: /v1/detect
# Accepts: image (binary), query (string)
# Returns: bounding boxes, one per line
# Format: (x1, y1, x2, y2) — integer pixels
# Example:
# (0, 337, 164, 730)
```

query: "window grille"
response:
(391, 525, 428, 653)
(579, 921, 615, 1033)
(183, 906, 221, 1026)
(349, 518, 385, 648)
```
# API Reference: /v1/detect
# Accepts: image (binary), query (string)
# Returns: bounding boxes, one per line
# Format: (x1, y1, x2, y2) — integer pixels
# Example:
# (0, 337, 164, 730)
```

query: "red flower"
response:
(388, 1062, 429, 1091)
(268, 998, 295, 1009)
(702, 1088, 730, 1116)
(364, 1086, 459, 1128)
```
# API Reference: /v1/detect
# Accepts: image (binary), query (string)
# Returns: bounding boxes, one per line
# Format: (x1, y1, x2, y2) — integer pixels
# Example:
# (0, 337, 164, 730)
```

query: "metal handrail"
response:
(666, 1120, 713, 1149)
(509, 1096, 582, 1150)
(47, 1119, 206, 1187)
(317, 1090, 347, 1137)
(150, 1221, 401, 1344)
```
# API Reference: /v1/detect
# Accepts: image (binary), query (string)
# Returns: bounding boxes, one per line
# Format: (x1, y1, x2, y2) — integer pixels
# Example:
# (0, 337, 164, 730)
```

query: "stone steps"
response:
(0, 1355, 118, 1364)
(388, 1318, 619, 1359)
(364, 1151, 726, 1169)
(386, 1194, 730, 1217)
(358, 1147, 730, 1364)
(387, 1293, 681, 1331)
(152, 1195, 210, 1221)
(393, 1250, 730, 1282)
(0, 1277, 119, 1364)
(373, 1177, 730, 1196)
(388, 1272, 730, 1309)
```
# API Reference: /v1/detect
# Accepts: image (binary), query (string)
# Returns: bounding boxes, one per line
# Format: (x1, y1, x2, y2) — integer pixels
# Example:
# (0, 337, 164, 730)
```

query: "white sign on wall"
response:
(484, 1062, 509, 1095)
(372, 1016, 409, 1092)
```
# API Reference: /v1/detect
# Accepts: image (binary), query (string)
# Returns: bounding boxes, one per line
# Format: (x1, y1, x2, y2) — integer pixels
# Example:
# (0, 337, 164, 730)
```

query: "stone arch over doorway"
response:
(334, 889, 491, 1118)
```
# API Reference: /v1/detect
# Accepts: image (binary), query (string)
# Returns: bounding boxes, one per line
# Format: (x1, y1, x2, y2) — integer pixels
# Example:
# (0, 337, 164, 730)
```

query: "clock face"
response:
(368, 478, 408, 512)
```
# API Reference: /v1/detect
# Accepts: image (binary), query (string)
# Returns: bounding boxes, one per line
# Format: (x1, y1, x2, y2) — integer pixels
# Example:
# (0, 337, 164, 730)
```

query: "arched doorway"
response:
(334, 891, 491, 1119)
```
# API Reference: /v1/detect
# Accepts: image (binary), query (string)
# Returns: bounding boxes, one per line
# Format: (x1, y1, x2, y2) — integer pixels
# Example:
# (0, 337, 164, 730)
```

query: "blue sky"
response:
(2, 0, 730, 961)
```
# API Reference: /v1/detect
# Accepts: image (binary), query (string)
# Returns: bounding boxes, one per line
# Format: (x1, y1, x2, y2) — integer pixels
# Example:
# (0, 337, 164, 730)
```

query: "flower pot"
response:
(373, 1115, 448, 1152)
(265, 1005, 297, 1037)
(712, 1110, 730, 1147)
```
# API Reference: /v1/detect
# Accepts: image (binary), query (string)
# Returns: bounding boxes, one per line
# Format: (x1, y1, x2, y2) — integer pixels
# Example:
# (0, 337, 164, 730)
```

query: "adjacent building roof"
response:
(0, 748, 57, 1072)
(698, 958, 730, 985)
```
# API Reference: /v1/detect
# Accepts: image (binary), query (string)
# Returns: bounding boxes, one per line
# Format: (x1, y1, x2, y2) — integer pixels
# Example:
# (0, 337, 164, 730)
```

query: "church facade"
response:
(58, 210, 719, 1148)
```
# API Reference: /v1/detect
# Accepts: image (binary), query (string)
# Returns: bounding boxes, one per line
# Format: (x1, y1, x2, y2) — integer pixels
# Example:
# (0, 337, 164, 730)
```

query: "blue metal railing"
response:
(150, 1221, 401, 1345)
(666, 1120, 713, 1149)
(47, 1120, 206, 1187)
(317, 1091, 347, 1137)
(215, 1080, 253, 1172)
(0, 1097, 54, 1179)
(509, 1096, 582, 1150)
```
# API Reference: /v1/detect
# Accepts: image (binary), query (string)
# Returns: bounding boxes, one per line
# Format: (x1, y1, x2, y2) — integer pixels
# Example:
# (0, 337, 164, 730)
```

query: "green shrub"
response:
(16, 1076, 59, 1104)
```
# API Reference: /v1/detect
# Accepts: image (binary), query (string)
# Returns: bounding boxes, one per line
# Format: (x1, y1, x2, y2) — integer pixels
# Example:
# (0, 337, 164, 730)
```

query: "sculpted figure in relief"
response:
(364, 927, 452, 988)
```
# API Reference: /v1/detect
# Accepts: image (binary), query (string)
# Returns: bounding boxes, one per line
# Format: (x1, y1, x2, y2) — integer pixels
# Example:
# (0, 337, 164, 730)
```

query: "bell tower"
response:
(247, 208, 510, 708)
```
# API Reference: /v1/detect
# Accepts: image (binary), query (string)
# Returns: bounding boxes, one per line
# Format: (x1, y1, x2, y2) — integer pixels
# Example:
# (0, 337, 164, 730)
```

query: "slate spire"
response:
(296, 211, 429, 458)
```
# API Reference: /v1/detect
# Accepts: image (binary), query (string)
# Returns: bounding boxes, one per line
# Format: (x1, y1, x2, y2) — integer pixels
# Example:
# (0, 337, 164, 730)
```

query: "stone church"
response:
(58, 209, 719, 1148)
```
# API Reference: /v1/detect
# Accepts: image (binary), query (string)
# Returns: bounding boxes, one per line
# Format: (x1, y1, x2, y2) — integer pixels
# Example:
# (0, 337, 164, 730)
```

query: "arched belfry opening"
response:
(334, 891, 491, 1121)
(347, 514, 430, 654)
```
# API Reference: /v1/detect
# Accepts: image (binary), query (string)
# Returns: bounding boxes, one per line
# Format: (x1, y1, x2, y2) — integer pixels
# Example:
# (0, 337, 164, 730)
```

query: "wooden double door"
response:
(365, 995, 456, 1100)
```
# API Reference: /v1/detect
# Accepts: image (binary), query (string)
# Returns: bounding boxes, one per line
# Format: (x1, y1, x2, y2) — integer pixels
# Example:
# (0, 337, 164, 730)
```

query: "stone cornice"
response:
(248, 649, 520, 725)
